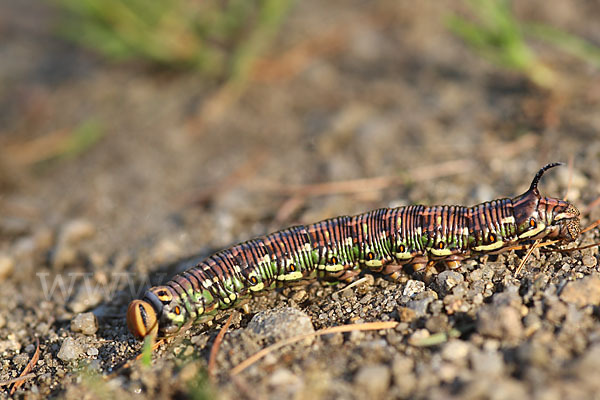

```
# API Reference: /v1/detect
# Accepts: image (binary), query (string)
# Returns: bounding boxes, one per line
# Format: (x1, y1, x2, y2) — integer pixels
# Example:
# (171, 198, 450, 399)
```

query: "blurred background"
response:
(1, 0, 600, 397)
(1, 0, 598, 252)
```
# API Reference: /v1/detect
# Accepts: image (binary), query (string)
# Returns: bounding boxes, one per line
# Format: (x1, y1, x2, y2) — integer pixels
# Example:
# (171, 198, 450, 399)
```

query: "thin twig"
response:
(10, 338, 40, 395)
(230, 321, 398, 376)
(208, 314, 234, 382)
(515, 239, 542, 276)
(581, 218, 600, 234)
(0, 374, 36, 388)
(332, 276, 371, 295)
(584, 196, 600, 216)
(544, 242, 600, 253)
(255, 159, 474, 197)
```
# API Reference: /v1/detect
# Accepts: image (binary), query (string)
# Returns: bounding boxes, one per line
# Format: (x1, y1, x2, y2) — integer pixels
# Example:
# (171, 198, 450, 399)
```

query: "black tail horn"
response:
(529, 162, 563, 195)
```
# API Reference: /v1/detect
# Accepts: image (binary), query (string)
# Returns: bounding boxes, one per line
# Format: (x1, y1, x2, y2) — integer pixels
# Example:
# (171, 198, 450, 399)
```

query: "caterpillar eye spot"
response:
(399, 244, 406, 253)
(437, 242, 445, 250)
(529, 218, 537, 228)
(489, 234, 496, 243)
(174, 306, 181, 315)
(367, 252, 375, 260)
(250, 276, 258, 285)
(330, 256, 338, 264)
(289, 264, 296, 272)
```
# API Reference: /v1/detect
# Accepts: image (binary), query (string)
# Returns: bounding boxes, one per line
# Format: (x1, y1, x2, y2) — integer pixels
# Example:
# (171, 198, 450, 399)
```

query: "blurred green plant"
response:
(447, 0, 600, 89)
(54, 0, 294, 82)
(187, 367, 215, 400)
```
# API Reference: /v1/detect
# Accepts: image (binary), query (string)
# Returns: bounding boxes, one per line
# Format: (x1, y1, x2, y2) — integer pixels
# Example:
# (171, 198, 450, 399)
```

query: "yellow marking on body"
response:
(501, 216, 515, 224)
(222, 297, 231, 304)
(202, 280, 212, 288)
(462, 227, 469, 236)
(416, 227, 422, 235)
(473, 240, 505, 252)
(345, 237, 353, 246)
(325, 230, 330, 240)
(395, 252, 412, 259)
(213, 277, 220, 283)
(229, 293, 237, 301)
(437, 216, 442, 226)
(168, 313, 185, 324)
(363, 223, 368, 232)
(518, 223, 546, 239)
(429, 248, 453, 256)
(397, 217, 402, 226)
(554, 212, 573, 221)
(304, 243, 312, 251)
(277, 271, 303, 281)
(249, 282, 265, 292)
(317, 264, 327, 270)
(326, 264, 344, 272)
(365, 259, 383, 267)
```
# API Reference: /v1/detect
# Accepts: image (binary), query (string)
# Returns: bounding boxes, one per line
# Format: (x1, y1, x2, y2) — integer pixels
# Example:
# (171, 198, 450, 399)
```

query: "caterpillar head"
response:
(512, 163, 580, 242)
(127, 286, 185, 338)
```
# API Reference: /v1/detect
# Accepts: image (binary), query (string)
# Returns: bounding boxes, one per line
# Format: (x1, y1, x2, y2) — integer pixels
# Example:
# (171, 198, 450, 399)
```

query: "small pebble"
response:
(86, 347, 99, 357)
(583, 255, 597, 268)
(560, 274, 600, 307)
(57, 338, 83, 362)
(437, 270, 464, 294)
(408, 329, 430, 345)
(354, 364, 391, 397)
(70, 312, 98, 335)
(442, 340, 470, 362)
(13, 353, 30, 368)
(247, 307, 314, 346)
(470, 349, 504, 377)
(403, 280, 425, 297)
(397, 306, 417, 322)
(0, 254, 15, 281)
(407, 297, 434, 317)
(477, 305, 523, 340)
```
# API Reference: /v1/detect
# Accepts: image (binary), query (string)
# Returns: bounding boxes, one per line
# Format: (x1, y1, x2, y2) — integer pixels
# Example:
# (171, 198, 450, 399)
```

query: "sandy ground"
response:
(1, 0, 600, 398)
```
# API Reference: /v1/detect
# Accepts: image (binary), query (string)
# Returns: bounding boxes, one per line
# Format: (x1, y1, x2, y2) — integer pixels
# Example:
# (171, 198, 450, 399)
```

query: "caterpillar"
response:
(127, 163, 581, 338)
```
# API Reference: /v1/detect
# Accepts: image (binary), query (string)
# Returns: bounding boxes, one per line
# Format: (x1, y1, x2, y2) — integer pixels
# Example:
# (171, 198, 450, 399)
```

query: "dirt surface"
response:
(1, 0, 600, 399)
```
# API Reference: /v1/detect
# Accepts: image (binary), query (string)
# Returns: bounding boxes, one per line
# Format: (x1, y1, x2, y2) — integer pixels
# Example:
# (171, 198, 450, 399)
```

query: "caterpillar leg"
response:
(445, 260, 461, 270)
(319, 265, 361, 285)
(382, 264, 409, 283)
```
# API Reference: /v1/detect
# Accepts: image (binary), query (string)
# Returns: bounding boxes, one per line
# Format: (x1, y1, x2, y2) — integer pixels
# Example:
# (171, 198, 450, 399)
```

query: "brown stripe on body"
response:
(350, 211, 373, 260)
(405, 205, 425, 253)
(308, 220, 334, 265)
(239, 239, 268, 279)
(420, 205, 442, 247)
(265, 229, 292, 276)
(371, 208, 391, 259)
(264, 226, 311, 276)
(326, 216, 352, 262)
(281, 225, 313, 275)
(383, 208, 399, 251)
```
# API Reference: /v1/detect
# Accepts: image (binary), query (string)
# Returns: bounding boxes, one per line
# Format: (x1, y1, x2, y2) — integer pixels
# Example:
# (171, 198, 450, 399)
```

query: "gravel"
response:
(1, 0, 600, 398)
(70, 313, 98, 335)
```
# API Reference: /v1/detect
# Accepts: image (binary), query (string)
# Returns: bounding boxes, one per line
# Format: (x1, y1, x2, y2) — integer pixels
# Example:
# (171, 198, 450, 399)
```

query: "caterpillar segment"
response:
(127, 163, 581, 338)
